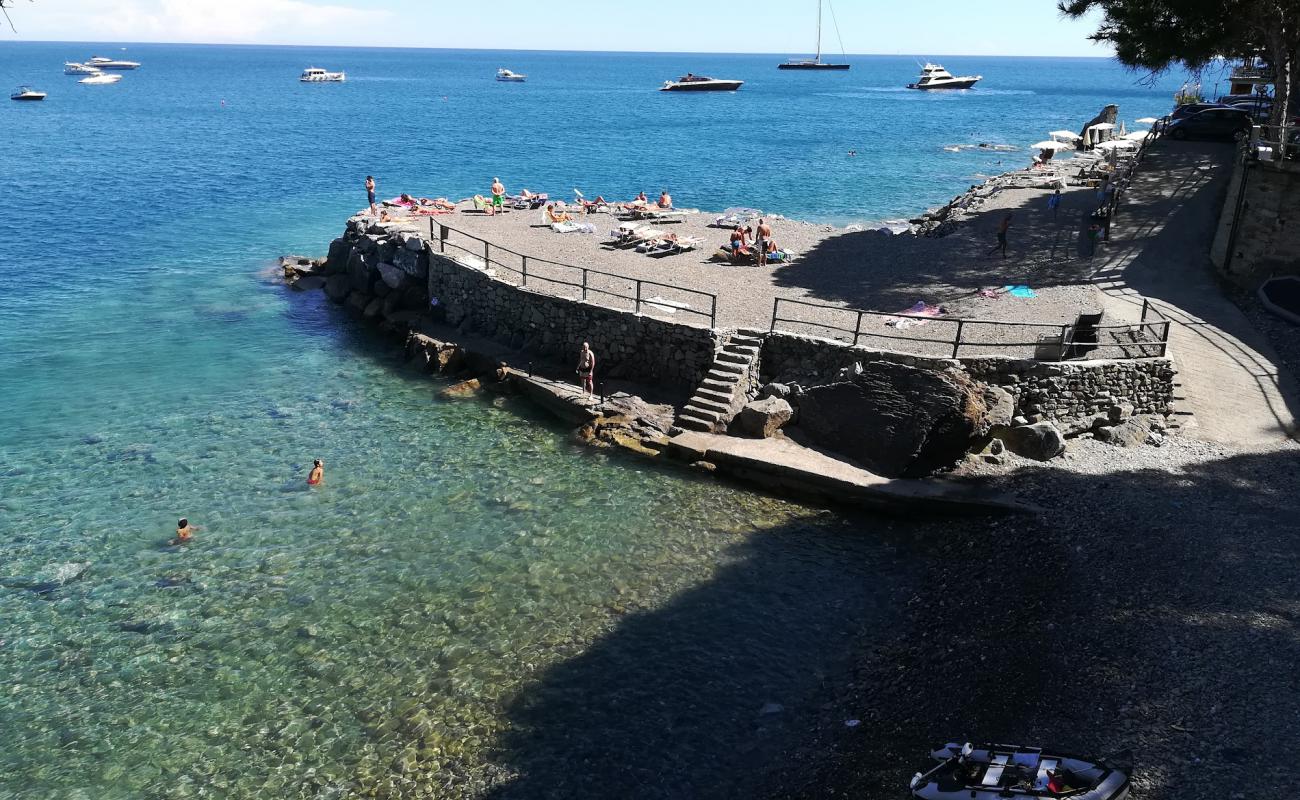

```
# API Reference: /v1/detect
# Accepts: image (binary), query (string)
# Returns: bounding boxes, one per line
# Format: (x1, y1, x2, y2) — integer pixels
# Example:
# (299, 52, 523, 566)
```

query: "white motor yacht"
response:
(79, 72, 123, 85)
(300, 67, 346, 82)
(907, 63, 981, 90)
(660, 74, 744, 92)
(86, 56, 141, 70)
(496, 68, 526, 82)
(64, 62, 99, 75)
(11, 86, 47, 101)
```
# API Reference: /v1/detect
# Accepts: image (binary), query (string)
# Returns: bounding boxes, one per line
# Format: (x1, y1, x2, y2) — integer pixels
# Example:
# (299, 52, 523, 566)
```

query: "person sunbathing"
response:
(546, 203, 572, 223)
(416, 197, 456, 210)
(398, 193, 418, 206)
(581, 196, 608, 213)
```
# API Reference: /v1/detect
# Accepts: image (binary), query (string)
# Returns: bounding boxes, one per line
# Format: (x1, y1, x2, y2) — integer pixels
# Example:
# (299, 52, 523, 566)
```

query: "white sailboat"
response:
(778, 0, 850, 70)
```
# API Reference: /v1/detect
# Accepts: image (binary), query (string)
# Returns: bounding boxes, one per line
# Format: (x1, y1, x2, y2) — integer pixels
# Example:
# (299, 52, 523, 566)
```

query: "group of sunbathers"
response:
(724, 218, 778, 265)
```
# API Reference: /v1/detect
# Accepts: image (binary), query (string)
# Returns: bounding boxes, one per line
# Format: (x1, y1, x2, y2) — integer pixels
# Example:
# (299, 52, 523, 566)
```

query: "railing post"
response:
(521, 255, 528, 286)
(1060, 323, 1071, 361)
(852, 311, 863, 347)
(483, 240, 490, 268)
(1162, 321, 1171, 357)
(581, 269, 588, 301)
(952, 319, 964, 358)
(635, 280, 642, 314)
(439, 225, 447, 253)
(770, 298, 780, 332)
(710, 295, 717, 329)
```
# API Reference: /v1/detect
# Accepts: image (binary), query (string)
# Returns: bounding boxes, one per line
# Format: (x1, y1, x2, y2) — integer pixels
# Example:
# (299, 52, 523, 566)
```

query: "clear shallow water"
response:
(1, 44, 1185, 798)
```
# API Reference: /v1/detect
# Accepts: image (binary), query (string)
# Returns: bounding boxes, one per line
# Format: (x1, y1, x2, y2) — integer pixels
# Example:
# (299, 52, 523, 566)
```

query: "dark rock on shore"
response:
(794, 362, 991, 478)
(737, 397, 793, 438)
(1000, 421, 1066, 461)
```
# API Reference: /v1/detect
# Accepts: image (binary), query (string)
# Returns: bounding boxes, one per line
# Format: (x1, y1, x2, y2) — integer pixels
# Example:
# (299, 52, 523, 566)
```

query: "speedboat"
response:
(496, 68, 526, 82)
(11, 86, 47, 101)
(64, 62, 98, 75)
(79, 72, 122, 85)
(300, 67, 345, 82)
(660, 74, 744, 92)
(910, 742, 1130, 800)
(86, 56, 140, 70)
(907, 63, 981, 90)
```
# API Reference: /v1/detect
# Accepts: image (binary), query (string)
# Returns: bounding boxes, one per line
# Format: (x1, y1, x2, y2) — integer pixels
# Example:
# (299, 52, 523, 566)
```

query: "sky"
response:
(1, 0, 1112, 57)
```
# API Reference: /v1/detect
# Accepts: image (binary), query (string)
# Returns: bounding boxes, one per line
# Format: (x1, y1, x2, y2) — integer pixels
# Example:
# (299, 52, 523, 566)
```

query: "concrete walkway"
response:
(1088, 141, 1299, 447)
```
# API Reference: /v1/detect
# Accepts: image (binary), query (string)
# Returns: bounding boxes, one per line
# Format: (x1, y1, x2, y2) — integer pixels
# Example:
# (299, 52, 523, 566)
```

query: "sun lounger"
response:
(645, 236, 704, 258)
(615, 228, 664, 249)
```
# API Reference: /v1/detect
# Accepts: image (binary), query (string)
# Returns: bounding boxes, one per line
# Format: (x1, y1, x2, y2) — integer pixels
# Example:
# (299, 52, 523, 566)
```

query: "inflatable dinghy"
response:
(910, 742, 1130, 800)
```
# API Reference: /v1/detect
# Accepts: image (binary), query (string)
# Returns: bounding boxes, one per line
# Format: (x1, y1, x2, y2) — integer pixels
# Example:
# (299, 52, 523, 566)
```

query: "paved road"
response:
(1089, 140, 1299, 446)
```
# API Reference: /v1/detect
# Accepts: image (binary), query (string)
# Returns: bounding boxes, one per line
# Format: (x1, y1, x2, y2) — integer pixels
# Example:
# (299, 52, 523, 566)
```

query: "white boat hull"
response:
(660, 79, 744, 92)
(79, 74, 123, 85)
(908, 77, 981, 90)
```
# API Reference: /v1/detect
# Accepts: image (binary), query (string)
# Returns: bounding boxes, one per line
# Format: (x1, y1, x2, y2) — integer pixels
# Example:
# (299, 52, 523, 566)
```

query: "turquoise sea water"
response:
(1, 44, 1189, 798)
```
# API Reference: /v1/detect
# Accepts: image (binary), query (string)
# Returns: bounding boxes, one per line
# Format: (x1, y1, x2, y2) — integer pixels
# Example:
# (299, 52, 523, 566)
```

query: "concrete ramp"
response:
(668, 431, 1032, 514)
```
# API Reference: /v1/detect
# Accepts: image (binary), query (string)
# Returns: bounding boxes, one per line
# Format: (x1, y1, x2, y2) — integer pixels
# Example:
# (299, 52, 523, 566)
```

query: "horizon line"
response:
(3, 39, 1119, 60)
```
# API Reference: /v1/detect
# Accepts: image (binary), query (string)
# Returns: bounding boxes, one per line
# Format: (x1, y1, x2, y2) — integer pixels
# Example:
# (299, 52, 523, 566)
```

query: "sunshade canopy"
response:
(1049, 130, 1082, 140)
(1031, 140, 1071, 150)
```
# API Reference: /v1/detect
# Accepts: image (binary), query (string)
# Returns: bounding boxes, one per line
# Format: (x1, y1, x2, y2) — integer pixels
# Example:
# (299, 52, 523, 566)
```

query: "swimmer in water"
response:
(307, 459, 324, 486)
(170, 518, 196, 546)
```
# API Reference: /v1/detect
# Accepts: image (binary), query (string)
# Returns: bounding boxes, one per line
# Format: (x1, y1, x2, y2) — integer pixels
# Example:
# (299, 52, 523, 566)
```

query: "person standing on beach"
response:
(365, 176, 376, 216)
(1047, 188, 1062, 220)
(987, 212, 1012, 259)
(576, 342, 596, 396)
(755, 218, 773, 267)
(490, 177, 505, 217)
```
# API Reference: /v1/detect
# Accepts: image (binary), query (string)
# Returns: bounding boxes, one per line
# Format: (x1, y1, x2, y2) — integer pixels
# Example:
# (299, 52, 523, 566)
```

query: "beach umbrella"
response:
(1031, 140, 1071, 150)
(1049, 130, 1082, 141)
(1096, 139, 1137, 150)
(1087, 122, 1116, 130)
(1136, 116, 1160, 124)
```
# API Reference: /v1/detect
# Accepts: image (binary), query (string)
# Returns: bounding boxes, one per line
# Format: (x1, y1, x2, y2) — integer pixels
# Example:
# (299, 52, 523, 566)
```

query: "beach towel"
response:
(885, 301, 946, 329)
(1004, 285, 1037, 298)
(552, 222, 595, 234)
(978, 288, 1001, 299)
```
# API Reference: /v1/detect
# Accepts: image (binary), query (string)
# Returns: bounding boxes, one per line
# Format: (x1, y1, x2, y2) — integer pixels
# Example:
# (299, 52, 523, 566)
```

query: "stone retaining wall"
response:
(324, 217, 720, 389)
(1212, 158, 1300, 288)
(761, 330, 1175, 425)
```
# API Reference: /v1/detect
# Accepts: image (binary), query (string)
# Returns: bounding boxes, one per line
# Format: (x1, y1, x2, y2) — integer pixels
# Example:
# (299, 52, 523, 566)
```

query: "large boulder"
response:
(324, 274, 350, 303)
(1002, 422, 1066, 461)
(1095, 416, 1153, 448)
(794, 361, 992, 478)
(377, 262, 407, 290)
(983, 385, 1016, 429)
(346, 251, 372, 293)
(291, 276, 325, 292)
(736, 396, 793, 438)
(324, 237, 352, 275)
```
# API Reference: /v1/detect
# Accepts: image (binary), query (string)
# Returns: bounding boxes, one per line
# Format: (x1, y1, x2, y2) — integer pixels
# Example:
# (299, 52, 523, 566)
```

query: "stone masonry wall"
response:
(761, 330, 1175, 426)
(1212, 158, 1300, 288)
(324, 217, 719, 389)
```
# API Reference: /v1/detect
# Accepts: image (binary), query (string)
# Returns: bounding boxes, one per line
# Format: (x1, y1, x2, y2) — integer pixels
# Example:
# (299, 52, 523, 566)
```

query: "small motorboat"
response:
(64, 62, 98, 75)
(907, 62, 981, 90)
(300, 67, 345, 82)
(79, 72, 122, 85)
(496, 68, 526, 82)
(86, 56, 141, 70)
(910, 742, 1131, 800)
(660, 74, 744, 92)
(11, 86, 47, 101)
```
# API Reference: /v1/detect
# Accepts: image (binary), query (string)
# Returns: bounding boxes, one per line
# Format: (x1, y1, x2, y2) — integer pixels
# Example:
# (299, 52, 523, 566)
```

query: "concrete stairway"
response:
(676, 329, 766, 433)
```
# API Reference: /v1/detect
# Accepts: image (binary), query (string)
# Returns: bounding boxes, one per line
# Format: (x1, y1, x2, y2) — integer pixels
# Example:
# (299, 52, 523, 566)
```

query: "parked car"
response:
(1166, 107, 1253, 141)
(1231, 102, 1274, 123)
(1170, 102, 1229, 120)
(1218, 93, 1273, 105)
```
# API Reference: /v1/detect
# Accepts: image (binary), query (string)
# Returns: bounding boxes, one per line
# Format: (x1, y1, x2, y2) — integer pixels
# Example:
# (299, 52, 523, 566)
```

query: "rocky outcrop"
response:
(793, 360, 992, 478)
(578, 393, 676, 455)
(736, 396, 793, 439)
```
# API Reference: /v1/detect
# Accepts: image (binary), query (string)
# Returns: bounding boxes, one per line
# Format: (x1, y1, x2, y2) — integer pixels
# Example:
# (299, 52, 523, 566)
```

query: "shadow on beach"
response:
(486, 446, 1300, 800)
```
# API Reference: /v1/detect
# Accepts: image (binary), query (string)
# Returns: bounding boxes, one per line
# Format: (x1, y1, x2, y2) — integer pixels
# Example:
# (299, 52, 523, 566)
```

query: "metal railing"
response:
(429, 220, 718, 328)
(770, 297, 1170, 361)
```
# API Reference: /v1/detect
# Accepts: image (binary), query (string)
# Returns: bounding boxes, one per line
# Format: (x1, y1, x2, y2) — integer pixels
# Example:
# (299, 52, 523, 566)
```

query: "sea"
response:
(0, 44, 1188, 798)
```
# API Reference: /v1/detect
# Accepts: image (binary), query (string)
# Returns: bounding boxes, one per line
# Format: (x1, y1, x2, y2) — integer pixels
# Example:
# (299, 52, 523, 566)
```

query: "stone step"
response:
(702, 377, 735, 392)
(723, 344, 760, 357)
(712, 361, 746, 375)
(705, 370, 741, 385)
(682, 404, 722, 422)
(696, 387, 734, 403)
(676, 414, 715, 432)
(735, 328, 768, 339)
(689, 396, 731, 414)
(728, 337, 763, 349)
(716, 351, 751, 366)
